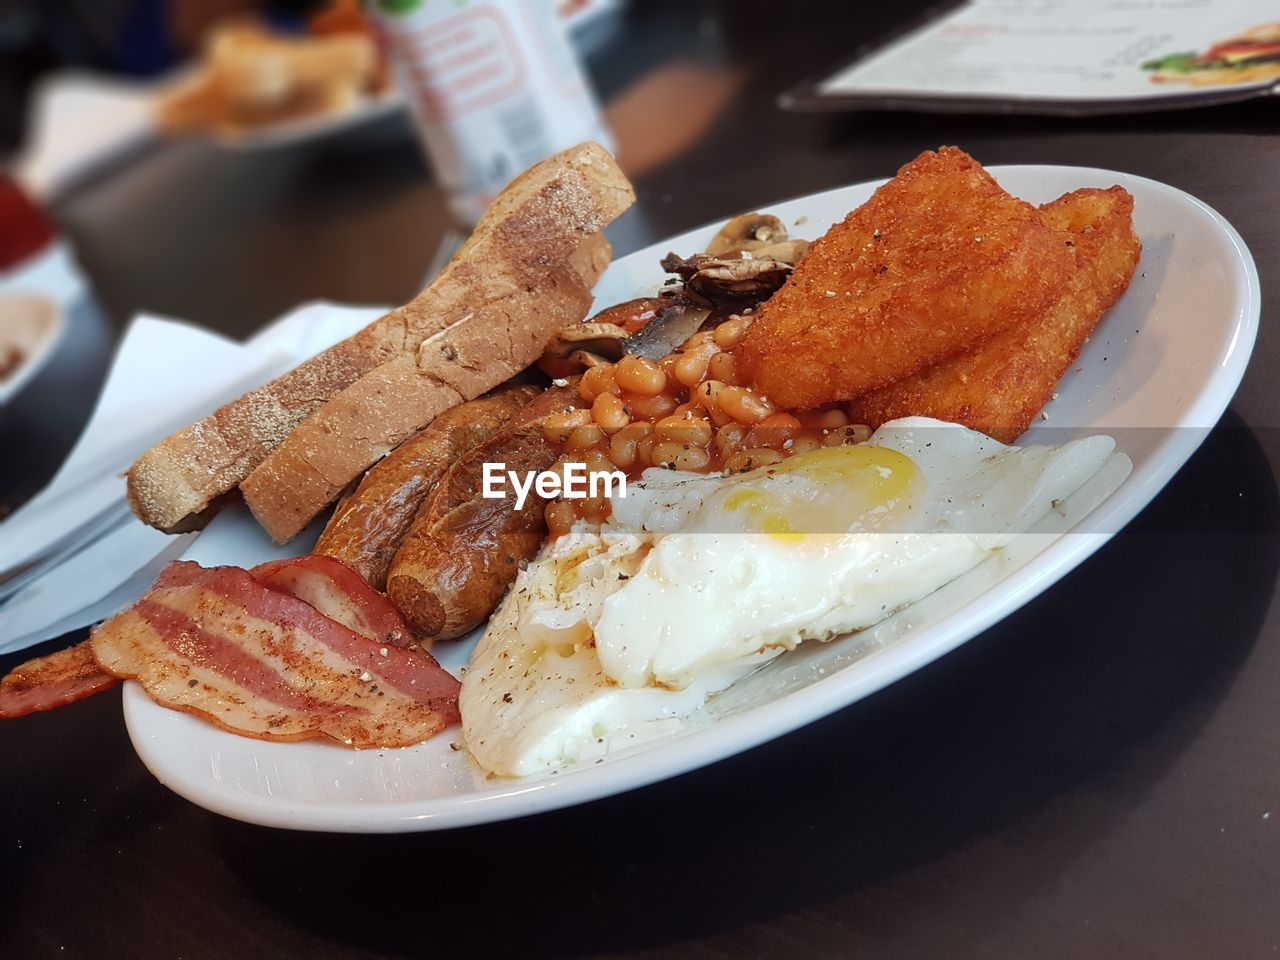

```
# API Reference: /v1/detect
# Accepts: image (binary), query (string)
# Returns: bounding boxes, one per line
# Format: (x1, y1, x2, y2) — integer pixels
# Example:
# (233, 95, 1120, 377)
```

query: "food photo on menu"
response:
(0, 1, 1273, 958)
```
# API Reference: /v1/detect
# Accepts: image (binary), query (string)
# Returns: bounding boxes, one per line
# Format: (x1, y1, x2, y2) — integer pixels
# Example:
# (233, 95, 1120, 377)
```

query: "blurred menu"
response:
(784, 0, 1280, 115)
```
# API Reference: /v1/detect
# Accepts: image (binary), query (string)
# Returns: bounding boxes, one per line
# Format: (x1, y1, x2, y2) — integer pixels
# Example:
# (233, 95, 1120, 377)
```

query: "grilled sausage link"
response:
(314, 384, 539, 589)
(385, 385, 578, 641)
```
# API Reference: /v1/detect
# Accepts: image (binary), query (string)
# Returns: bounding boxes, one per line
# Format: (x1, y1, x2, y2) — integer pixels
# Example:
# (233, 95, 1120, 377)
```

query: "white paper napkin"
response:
(0, 301, 384, 655)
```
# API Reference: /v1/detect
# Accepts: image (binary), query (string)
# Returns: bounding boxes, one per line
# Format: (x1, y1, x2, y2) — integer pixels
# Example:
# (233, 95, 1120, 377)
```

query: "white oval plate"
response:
(123, 165, 1259, 832)
(202, 87, 405, 152)
(0, 292, 62, 405)
(0, 243, 78, 405)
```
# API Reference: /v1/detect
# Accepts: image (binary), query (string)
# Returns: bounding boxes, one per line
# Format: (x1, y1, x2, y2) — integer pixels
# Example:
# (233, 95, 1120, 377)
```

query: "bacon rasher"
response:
(0, 642, 121, 719)
(1, 559, 460, 748)
(89, 561, 459, 747)
(250, 555, 416, 648)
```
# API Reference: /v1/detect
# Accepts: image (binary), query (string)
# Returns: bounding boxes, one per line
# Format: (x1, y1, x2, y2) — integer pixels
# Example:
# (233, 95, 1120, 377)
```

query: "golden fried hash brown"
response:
(736, 147, 1074, 410)
(847, 186, 1140, 443)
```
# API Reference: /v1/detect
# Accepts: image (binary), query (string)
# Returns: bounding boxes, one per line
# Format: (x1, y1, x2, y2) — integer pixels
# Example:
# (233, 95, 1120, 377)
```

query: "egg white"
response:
(461, 417, 1117, 777)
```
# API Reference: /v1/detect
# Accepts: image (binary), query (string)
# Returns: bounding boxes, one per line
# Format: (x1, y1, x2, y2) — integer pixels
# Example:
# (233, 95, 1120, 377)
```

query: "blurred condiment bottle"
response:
(371, 0, 613, 226)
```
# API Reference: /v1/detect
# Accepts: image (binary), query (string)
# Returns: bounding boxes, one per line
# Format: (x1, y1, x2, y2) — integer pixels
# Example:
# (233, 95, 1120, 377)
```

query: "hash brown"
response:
(736, 147, 1074, 410)
(847, 186, 1140, 443)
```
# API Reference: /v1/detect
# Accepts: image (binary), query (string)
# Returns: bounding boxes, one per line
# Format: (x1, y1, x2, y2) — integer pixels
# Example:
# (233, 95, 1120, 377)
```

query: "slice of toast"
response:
(241, 257, 599, 543)
(128, 142, 633, 533)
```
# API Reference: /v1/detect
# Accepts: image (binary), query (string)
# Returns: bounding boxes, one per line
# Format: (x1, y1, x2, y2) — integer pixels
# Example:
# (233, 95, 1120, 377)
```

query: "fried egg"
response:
(461, 417, 1118, 777)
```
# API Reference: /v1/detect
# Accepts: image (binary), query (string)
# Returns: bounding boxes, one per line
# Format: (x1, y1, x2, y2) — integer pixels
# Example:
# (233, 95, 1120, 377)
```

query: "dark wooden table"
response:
(3, 2, 1278, 957)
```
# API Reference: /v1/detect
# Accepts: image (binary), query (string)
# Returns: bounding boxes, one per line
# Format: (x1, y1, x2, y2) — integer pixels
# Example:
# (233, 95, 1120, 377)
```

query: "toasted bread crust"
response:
(241, 257, 599, 543)
(127, 142, 632, 533)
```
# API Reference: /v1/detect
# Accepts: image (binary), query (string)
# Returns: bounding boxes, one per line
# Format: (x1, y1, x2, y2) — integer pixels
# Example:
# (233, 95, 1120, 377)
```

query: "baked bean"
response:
(798, 407, 850, 429)
(788, 429, 824, 455)
(579, 364, 605, 401)
(582, 448, 614, 477)
(692, 379, 732, 427)
(578, 496, 612, 523)
(674, 445, 711, 472)
(545, 500, 576, 538)
(543, 408, 593, 443)
(823, 423, 873, 446)
(718, 385, 774, 424)
(614, 355, 667, 396)
(565, 423, 604, 453)
(636, 435, 659, 467)
(624, 390, 678, 420)
(608, 422, 653, 469)
(555, 324, 851, 492)
(684, 330, 716, 350)
(654, 413, 713, 446)
(713, 315, 750, 349)
(723, 447, 785, 473)
(844, 423, 873, 445)
(591, 392, 631, 434)
(650, 440, 688, 468)
(544, 455, 567, 481)
(706, 351, 738, 385)
(714, 422, 747, 459)
(746, 412, 802, 450)
(673, 345, 716, 388)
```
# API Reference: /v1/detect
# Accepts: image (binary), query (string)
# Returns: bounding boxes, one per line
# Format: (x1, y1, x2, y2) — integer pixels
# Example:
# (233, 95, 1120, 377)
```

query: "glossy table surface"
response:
(3, 2, 1278, 957)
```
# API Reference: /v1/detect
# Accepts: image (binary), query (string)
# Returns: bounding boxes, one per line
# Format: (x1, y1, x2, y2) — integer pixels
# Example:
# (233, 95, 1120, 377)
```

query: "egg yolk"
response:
(721, 445, 922, 543)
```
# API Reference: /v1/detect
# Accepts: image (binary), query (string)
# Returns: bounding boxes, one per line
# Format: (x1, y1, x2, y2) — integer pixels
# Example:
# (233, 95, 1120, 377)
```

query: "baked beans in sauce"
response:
(542, 314, 871, 537)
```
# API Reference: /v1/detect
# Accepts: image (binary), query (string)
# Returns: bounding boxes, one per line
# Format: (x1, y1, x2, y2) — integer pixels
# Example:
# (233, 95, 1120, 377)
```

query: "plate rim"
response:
(206, 87, 405, 152)
(123, 164, 1261, 832)
(0, 244, 71, 407)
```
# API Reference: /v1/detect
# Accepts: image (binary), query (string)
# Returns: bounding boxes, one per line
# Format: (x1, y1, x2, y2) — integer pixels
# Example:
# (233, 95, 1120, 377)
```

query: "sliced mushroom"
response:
(705, 213, 789, 257)
(537, 322, 630, 378)
(566, 349, 613, 370)
(659, 251, 797, 302)
(536, 295, 716, 376)
(748, 238, 809, 264)
(623, 301, 710, 359)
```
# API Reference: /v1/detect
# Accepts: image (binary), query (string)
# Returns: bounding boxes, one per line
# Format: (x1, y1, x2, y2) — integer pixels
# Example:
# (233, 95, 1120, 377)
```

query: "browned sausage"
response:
(313, 384, 539, 589)
(385, 384, 578, 640)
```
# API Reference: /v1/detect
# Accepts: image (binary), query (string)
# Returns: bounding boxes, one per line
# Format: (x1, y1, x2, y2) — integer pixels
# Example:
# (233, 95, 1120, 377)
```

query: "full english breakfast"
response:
(1, 144, 1141, 775)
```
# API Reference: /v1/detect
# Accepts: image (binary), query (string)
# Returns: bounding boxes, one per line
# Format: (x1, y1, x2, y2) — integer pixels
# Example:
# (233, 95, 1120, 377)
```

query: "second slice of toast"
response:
(127, 141, 633, 533)
(241, 255, 602, 543)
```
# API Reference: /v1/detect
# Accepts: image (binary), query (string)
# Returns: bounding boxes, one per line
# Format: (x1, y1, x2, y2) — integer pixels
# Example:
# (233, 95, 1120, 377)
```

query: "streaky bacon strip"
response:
(91, 561, 460, 747)
(0, 557, 461, 736)
(0, 641, 121, 719)
(198, 564, 454, 702)
(250, 555, 415, 648)
(132, 598, 329, 712)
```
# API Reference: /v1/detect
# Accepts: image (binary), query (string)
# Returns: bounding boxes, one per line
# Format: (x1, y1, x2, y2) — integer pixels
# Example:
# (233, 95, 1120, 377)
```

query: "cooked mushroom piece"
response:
(746, 238, 809, 264)
(623, 300, 710, 359)
(659, 251, 800, 302)
(567, 349, 613, 370)
(537, 322, 630, 378)
(536, 295, 716, 375)
(705, 212, 789, 257)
